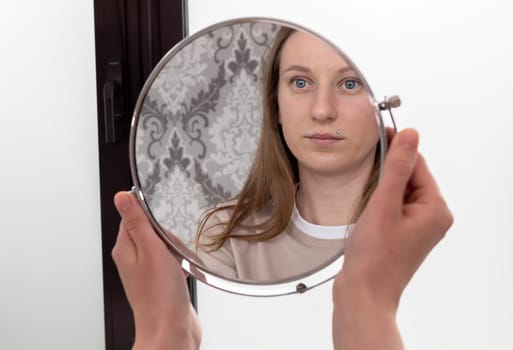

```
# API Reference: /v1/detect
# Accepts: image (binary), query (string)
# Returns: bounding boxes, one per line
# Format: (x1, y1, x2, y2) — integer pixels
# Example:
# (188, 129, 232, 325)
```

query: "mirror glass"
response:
(130, 17, 388, 296)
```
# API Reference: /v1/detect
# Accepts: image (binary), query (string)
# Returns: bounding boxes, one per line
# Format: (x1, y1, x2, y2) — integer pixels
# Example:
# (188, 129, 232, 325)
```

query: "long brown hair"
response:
(195, 27, 380, 251)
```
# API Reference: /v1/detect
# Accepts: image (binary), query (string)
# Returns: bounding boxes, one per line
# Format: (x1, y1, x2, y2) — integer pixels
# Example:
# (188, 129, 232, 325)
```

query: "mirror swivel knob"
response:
(378, 95, 401, 111)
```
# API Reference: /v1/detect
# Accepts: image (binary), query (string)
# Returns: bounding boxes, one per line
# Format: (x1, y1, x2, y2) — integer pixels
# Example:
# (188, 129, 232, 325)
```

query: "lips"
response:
(306, 133, 345, 140)
(305, 132, 345, 146)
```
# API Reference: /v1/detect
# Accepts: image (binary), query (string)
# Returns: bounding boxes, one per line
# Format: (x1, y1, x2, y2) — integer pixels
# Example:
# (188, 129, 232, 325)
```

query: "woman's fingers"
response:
(374, 128, 419, 215)
(404, 154, 454, 237)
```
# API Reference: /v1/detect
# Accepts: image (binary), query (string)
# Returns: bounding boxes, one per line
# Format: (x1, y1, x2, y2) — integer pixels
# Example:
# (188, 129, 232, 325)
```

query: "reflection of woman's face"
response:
(277, 31, 379, 177)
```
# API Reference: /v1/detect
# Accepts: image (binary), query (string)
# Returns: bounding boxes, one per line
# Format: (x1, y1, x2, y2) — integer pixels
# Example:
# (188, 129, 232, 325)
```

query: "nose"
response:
(312, 87, 337, 122)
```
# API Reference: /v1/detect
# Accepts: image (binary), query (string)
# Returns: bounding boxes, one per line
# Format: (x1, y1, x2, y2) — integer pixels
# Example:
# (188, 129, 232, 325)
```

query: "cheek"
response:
(340, 101, 380, 146)
(360, 114, 380, 150)
(277, 87, 284, 124)
(277, 92, 292, 125)
(341, 98, 377, 129)
(278, 121, 299, 157)
(355, 118, 380, 148)
(277, 83, 305, 124)
(278, 97, 305, 129)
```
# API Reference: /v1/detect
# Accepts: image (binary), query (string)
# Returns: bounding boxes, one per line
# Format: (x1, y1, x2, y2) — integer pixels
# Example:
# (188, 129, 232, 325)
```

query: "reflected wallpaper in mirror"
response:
(135, 22, 278, 249)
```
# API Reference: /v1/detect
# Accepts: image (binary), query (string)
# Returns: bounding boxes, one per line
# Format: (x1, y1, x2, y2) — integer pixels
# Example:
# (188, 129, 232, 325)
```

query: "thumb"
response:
(114, 191, 155, 249)
(376, 128, 419, 210)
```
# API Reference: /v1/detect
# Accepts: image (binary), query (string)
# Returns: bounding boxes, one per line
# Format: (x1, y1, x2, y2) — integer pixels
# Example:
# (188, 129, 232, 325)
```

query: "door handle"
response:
(103, 59, 124, 143)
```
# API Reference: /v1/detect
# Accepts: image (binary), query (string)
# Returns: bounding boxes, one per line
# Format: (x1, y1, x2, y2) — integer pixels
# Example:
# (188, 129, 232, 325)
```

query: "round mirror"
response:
(130, 17, 390, 296)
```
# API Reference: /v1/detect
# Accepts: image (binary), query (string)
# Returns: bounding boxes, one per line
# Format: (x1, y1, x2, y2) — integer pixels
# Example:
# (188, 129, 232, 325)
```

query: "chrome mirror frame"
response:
(129, 16, 392, 296)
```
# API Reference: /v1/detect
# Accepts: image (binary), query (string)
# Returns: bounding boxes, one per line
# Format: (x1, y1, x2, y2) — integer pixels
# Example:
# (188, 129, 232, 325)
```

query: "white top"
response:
(292, 203, 349, 240)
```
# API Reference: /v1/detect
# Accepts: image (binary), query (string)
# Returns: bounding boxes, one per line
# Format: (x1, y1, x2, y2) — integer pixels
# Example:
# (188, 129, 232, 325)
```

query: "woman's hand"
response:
(112, 191, 201, 350)
(332, 129, 453, 349)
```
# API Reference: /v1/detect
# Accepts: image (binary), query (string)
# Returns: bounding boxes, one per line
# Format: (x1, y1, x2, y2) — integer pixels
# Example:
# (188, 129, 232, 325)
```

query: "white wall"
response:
(0, 1, 105, 349)
(0, 1, 511, 349)
(189, 1, 513, 349)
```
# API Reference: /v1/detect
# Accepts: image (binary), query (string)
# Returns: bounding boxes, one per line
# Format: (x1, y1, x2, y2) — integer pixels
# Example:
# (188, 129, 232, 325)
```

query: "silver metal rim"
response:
(129, 16, 388, 297)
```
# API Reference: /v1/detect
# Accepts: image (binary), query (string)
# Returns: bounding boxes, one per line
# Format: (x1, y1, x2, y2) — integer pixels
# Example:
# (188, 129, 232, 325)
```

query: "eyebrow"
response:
(282, 65, 355, 75)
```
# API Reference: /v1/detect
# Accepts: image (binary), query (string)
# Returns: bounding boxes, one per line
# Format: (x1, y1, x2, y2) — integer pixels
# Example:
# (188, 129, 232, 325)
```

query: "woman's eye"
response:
(292, 78, 308, 89)
(342, 79, 360, 90)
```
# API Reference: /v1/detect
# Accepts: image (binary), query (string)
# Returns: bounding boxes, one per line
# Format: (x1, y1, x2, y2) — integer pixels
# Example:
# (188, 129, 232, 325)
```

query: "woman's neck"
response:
(296, 167, 372, 226)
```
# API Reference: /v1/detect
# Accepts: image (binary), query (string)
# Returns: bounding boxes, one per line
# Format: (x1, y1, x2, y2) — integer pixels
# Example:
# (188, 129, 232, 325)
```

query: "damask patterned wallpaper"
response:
(135, 22, 280, 249)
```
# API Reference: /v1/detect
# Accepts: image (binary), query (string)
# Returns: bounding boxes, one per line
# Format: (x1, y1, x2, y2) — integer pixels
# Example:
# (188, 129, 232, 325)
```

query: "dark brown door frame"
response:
(93, 1, 192, 349)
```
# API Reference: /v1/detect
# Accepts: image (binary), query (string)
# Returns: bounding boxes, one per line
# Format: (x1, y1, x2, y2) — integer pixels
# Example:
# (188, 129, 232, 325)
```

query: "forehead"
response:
(279, 31, 351, 72)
